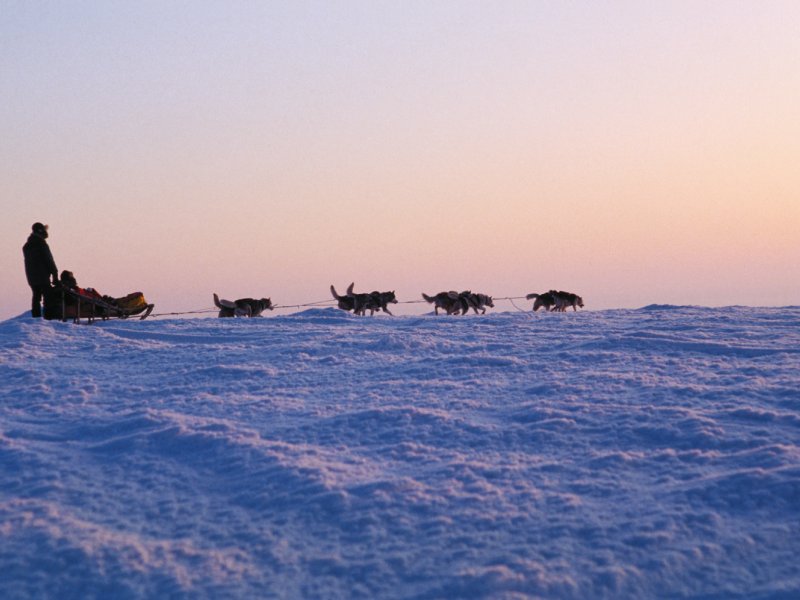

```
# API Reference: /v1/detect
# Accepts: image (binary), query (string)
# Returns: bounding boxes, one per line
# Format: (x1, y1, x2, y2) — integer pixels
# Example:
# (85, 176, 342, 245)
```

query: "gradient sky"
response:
(2, 1, 798, 320)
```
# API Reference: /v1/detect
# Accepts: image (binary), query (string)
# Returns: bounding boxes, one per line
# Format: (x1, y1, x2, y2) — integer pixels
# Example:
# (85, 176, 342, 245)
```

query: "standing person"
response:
(22, 222, 58, 318)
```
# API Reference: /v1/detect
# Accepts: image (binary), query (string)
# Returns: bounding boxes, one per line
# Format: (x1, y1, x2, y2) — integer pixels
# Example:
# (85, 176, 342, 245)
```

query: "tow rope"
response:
(146, 295, 533, 318)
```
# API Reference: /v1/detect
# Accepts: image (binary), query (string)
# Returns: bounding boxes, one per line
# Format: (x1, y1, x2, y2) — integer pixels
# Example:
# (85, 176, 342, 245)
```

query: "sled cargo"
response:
(43, 286, 154, 323)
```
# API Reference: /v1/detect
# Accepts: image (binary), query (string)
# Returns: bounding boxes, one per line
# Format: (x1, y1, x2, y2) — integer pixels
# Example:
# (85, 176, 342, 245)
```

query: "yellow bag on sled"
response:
(114, 292, 148, 312)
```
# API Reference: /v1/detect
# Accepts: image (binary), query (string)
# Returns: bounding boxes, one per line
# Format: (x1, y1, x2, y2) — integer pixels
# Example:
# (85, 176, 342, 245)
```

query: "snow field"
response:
(1, 306, 799, 598)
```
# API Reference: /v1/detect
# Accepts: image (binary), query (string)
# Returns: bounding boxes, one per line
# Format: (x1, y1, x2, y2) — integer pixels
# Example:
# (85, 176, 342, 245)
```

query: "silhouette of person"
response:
(22, 222, 58, 318)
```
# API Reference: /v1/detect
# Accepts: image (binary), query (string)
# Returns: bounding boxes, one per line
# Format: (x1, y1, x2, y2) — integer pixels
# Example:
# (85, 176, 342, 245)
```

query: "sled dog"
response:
(423, 291, 494, 315)
(422, 291, 462, 315)
(359, 290, 398, 316)
(526, 290, 583, 312)
(331, 283, 397, 316)
(552, 290, 584, 312)
(462, 292, 494, 315)
(349, 285, 397, 316)
(526, 291, 556, 312)
(213, 293, 273, 317)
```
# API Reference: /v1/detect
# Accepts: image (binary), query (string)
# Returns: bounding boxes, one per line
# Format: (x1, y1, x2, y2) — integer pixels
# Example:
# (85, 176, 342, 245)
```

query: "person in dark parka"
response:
(22, 222, 58, 317)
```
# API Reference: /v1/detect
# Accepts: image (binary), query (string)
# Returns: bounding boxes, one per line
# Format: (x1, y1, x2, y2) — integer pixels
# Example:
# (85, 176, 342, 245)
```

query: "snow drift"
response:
(1, 306, 798, 598)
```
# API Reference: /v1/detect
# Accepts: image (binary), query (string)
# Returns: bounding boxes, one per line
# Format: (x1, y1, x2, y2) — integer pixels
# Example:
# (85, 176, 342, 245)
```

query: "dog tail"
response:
(526, 293, 539, 300)
(346, 282, 355, 297)
(213, 293, 223, 308)
(421, 293, 435, 303)
(330, 285, 342, 300)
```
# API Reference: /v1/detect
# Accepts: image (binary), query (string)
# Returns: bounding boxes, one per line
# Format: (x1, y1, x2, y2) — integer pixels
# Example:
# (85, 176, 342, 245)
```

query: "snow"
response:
(1, 306, 799, 599)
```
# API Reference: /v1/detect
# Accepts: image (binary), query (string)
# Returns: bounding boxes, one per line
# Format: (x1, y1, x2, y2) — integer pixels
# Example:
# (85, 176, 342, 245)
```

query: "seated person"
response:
(59, 270, 108, 303)
(60, 270, 148, 312)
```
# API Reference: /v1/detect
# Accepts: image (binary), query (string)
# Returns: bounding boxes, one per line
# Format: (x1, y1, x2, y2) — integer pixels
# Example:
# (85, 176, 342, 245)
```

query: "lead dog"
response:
(213, 293, 273, 317)
(552, 290, 584, 312)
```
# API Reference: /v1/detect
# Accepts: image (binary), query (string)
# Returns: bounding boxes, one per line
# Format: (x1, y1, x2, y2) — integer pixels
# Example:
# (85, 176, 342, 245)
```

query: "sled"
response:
(43, 286, 154, 323)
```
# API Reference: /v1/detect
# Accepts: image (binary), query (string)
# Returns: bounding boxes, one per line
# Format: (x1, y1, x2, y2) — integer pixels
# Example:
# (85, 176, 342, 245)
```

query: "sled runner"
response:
(43, 286, 154, 323)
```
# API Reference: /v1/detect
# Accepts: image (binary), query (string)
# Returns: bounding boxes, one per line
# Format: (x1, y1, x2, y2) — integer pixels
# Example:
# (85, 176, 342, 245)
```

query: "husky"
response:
(331, 283, 397, 316)
(213, 293, 273, 318)
(360, 290, 398, 316)
(349, 285, 397, 316)
(552, 290, 584, 312)
(422, 291, 462, 315)
(422, 291, 493, 315)
(526, 291, 556, 312)
(462, 292, 494, 315)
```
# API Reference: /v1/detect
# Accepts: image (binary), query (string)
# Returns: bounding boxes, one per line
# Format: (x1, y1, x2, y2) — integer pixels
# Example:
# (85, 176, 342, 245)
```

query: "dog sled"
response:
(44, 287, 153, 323)
(43, 272, 154, 323)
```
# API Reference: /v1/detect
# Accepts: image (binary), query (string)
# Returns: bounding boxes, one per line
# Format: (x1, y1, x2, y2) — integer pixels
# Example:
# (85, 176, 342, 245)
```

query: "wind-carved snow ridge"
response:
(1, 306, 799, 598)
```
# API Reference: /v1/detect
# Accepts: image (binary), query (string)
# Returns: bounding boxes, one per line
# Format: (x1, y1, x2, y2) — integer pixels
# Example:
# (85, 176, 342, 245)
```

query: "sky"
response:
(2, 1, 798, 320)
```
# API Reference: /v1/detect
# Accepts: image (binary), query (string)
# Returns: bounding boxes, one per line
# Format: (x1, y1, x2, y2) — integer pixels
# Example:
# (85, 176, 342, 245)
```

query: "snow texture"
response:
(1, 306, 799, 599)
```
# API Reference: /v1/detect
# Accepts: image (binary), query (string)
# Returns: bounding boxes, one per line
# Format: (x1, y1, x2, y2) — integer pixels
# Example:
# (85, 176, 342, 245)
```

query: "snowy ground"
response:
(1, 306, 799, 599)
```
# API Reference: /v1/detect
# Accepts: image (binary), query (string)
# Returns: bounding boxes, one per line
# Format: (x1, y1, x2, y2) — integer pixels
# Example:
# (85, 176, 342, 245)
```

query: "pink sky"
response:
(2, 2, 798, 319)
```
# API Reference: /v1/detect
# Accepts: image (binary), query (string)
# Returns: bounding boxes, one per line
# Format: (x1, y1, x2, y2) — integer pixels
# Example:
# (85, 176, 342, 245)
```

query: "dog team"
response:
(213, 284, 583, 318)
(25, 222, 582, 321)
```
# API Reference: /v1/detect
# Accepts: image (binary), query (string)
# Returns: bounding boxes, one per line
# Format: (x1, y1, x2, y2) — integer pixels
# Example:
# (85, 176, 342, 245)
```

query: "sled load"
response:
(43, 270, 154, 323)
